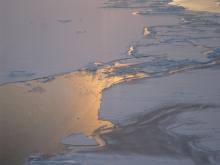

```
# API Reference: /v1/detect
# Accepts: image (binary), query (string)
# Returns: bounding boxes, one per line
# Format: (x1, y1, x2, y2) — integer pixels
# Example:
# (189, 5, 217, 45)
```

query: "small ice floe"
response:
(61, 133, 97, 146)
(57, 19, 72, 24)
(143, 27, 150, 37)
(128, 46, 135, 56)
(180, 17, 188, 23)
(132, 11, 139, 15)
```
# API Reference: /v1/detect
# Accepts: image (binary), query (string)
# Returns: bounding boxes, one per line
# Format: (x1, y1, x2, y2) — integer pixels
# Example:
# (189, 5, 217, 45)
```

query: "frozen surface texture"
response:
(1, 0, 220, 165)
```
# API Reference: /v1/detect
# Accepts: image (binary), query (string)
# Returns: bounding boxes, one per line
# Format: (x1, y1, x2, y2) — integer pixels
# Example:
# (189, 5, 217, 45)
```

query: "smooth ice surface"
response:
(0, 0, 149, 84)
(101, 69, 220, 123)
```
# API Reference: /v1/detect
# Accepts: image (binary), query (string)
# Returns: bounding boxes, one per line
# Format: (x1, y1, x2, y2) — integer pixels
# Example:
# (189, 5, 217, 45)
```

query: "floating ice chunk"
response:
(143, 27, 150, 37)
(132, 11, 139, 15)
(128, 46, 135, 56)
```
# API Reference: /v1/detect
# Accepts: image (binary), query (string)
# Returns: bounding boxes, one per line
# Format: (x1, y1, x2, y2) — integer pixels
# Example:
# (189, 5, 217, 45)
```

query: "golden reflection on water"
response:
(0, 64, 146, 165)
(170, 0, 220, 13)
